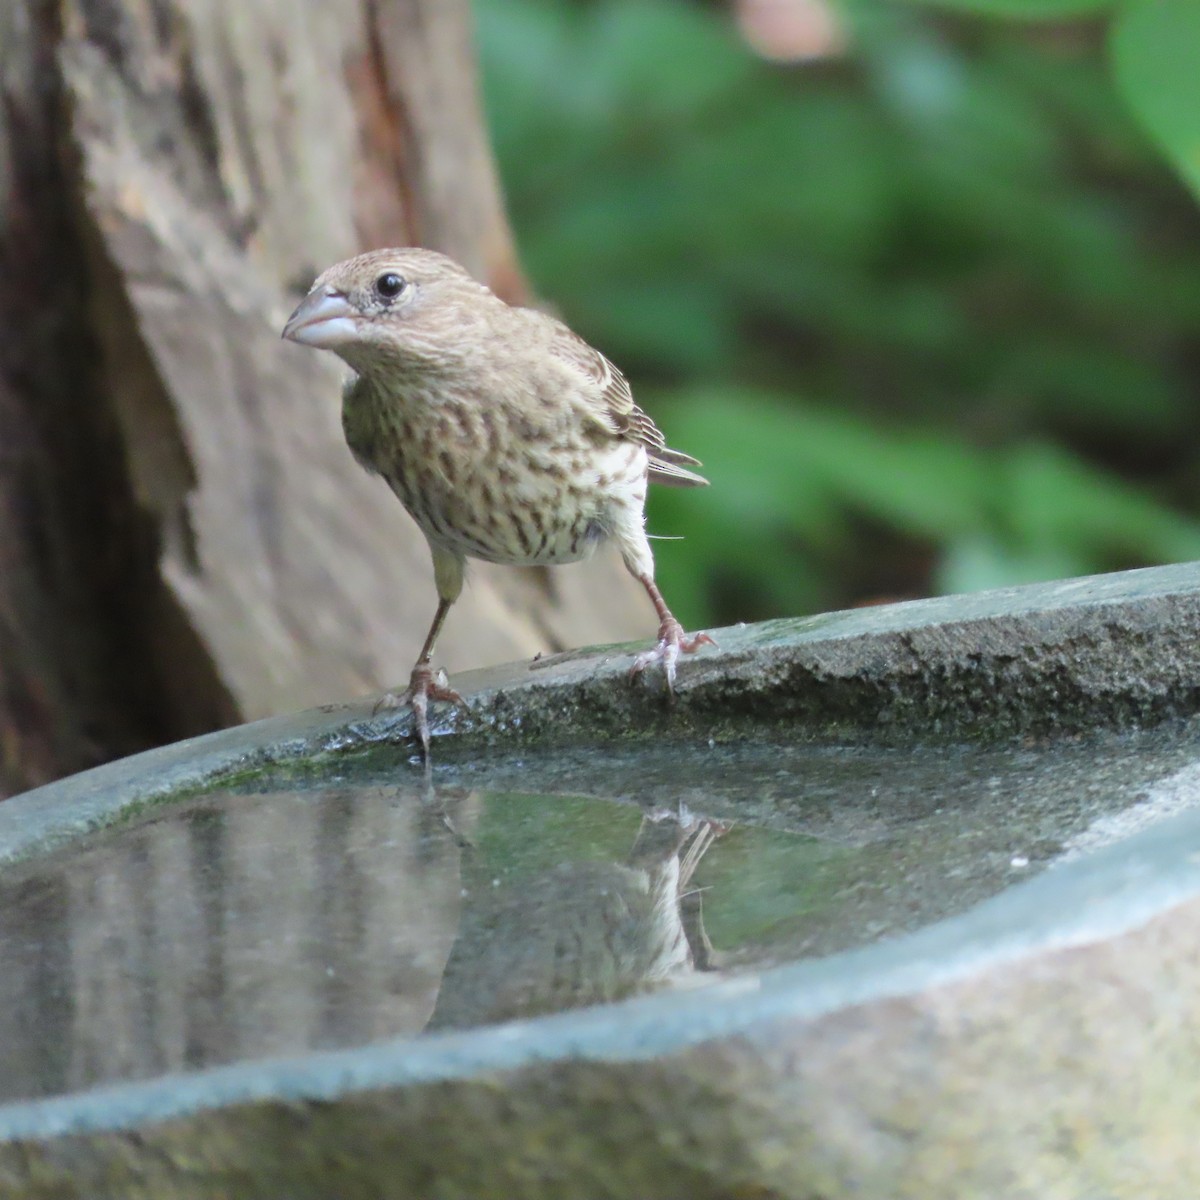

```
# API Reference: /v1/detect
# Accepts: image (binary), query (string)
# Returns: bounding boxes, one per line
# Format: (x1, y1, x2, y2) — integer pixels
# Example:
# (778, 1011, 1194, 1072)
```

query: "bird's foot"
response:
(629, 618, 716, 697)
(374, 663, 469, 760)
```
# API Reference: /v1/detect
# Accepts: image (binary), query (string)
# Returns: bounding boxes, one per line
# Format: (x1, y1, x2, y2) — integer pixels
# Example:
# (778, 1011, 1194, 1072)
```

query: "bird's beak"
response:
(281, 289, 358, 348)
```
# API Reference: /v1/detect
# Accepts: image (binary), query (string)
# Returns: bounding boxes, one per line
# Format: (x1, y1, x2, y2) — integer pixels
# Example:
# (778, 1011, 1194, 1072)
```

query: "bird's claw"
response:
(629, 619, 717, 696)
(374, 664, 468, 760)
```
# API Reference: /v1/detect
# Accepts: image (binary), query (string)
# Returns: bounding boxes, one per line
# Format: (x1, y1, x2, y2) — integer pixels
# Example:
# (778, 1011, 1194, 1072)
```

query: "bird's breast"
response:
(345, 378, 648, 566)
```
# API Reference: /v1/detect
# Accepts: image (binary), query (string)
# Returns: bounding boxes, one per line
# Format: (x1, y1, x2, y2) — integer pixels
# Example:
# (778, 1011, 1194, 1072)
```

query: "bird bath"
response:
(5, 563, 1200, 1197)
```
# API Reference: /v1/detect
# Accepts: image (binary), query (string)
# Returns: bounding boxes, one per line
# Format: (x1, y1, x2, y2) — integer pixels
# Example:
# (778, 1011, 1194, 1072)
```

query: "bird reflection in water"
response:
(425, 806, 725, 1032)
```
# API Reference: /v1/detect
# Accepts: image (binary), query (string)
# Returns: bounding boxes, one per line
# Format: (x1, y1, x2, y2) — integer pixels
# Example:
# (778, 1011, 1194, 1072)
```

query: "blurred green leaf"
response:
(652, 388, 1200, 622)
(936, 534, 1091, 593)
(999, 441, 1200, 561)
(1111, 0, 1200, 200)
(903, 0, 1114, 16)
(581, 0, 756, 119)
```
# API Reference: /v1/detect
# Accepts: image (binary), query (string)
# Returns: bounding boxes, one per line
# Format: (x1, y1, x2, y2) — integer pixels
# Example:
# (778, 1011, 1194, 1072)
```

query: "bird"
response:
(425, 806, 724, 1031)
(282, 247, 714, 758)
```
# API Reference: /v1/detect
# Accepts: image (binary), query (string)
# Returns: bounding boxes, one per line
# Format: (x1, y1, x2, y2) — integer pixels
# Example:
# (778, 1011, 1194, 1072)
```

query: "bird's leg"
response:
(629, 574, 716, 696)
(374, 596, 469, 759)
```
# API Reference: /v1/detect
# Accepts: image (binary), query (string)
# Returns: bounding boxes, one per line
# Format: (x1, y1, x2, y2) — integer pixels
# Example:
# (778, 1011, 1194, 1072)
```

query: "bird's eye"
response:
(375, 272, 406, 300)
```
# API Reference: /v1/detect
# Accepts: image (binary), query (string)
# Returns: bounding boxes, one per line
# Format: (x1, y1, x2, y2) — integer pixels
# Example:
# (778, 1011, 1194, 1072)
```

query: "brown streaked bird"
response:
(282, 248, 714, 758)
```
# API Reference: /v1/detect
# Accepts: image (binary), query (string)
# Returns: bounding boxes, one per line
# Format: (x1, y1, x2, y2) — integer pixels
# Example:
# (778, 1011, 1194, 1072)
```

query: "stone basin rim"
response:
(4, 563, 1200, 1145)
(6, 560, 1200, 869)
(0, 785, 1196, 1145)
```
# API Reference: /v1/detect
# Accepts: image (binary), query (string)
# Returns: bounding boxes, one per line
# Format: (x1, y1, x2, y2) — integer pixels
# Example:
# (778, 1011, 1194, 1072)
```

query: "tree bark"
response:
(0, 0, 647, 797)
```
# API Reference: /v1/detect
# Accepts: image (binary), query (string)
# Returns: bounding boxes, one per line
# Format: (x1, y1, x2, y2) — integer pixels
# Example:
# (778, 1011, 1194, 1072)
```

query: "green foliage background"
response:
(473, 0, 1200, 629)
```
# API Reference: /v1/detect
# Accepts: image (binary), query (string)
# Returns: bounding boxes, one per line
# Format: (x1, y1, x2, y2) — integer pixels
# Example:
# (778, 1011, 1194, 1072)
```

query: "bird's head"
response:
(282, 247, 489, 376)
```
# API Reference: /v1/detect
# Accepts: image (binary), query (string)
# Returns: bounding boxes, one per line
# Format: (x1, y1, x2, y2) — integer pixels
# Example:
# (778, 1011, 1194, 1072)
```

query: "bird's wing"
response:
(550, 327, 708, 487)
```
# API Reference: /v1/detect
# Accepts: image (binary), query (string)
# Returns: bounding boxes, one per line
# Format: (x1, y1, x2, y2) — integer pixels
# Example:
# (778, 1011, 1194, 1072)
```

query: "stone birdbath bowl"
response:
(4, 563, 1200, 1198)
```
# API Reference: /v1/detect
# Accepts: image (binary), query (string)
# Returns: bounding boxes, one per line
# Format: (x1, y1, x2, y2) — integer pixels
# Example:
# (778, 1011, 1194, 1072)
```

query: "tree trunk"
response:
(0, 0, 647, 797)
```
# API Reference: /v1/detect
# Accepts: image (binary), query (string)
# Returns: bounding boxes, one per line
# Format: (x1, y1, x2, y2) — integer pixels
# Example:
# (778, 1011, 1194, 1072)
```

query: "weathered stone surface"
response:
(2, 562, 1200, 1198)
(5, 560, 1200, 865)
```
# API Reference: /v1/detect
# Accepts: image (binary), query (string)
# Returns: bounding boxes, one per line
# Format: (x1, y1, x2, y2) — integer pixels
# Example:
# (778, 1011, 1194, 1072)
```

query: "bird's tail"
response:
(649, 448, 708, 488)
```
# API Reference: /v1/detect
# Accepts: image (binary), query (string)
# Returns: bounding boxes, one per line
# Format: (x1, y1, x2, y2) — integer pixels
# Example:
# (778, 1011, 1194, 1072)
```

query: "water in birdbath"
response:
(2, 720, 1199, 1107)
